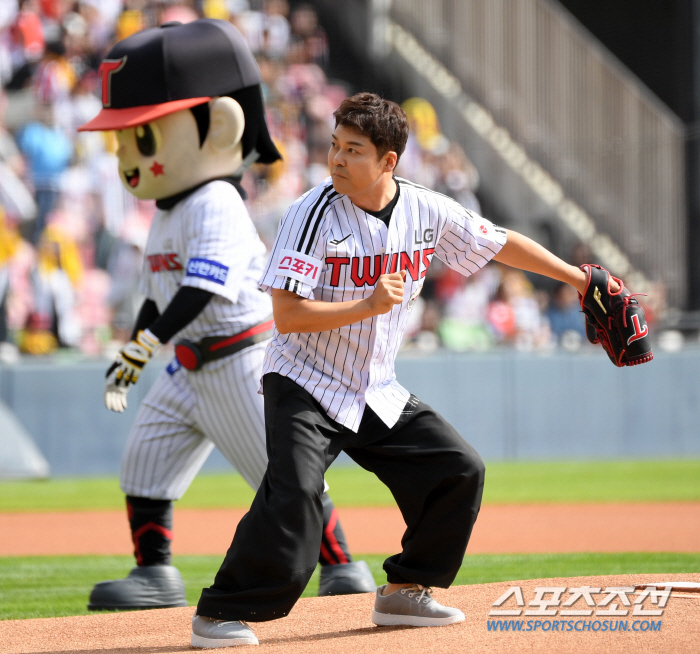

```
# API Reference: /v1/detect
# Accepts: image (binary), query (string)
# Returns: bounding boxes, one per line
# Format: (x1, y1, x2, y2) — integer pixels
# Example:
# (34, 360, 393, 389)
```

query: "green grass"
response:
(482, 460, 700, 504)
(1, 460, 699, 512)
(1, 552, 697, 620)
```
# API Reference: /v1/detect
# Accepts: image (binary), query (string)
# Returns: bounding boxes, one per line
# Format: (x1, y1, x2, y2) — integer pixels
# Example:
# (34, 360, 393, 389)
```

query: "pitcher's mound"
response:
(1, 574, 698, 654)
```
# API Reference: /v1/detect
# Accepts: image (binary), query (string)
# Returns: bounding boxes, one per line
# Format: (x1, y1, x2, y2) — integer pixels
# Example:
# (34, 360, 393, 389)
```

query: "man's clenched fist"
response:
(369, 270, 406, 315)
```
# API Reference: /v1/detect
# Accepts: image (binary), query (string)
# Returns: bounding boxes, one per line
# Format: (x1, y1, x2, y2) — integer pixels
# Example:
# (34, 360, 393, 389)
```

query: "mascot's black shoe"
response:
(88, 565, 187, 610)
(318, 560, 377, 596)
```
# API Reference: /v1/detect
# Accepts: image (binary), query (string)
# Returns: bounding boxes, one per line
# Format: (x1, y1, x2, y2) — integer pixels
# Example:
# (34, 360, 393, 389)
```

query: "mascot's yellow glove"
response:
(104, 329, 160, 413)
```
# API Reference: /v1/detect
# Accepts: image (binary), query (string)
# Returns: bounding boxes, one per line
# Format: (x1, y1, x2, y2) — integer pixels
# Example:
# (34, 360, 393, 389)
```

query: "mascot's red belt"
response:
(175, 318, 274, 371)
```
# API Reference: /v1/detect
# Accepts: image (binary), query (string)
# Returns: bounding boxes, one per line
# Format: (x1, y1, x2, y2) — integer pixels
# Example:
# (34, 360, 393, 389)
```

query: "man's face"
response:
(327, 124, 389, 199)
(115, 108, 205, 200)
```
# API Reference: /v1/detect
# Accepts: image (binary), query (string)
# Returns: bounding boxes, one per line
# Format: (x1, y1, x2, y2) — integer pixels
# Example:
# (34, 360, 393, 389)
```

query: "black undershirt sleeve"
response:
(130, 298, 160, 340)
(130, 287, 214, 344)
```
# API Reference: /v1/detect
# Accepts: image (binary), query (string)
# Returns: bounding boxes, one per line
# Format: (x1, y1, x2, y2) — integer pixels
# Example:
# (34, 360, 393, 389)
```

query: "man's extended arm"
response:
(273, 229, 602, 335)
(493, 229, 590, 293)
(272, 270, 406, 334)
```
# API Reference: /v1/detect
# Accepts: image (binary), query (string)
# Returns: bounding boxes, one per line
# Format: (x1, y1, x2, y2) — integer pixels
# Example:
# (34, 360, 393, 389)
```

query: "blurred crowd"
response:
(0, 0, 659, 362)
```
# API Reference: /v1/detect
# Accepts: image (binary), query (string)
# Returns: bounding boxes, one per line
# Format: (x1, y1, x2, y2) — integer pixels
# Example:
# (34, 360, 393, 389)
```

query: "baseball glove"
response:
(579, 264, 653, 367)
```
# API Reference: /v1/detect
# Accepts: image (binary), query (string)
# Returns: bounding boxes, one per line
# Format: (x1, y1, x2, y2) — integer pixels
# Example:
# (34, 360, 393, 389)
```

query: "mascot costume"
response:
(79, 18, 375, 611)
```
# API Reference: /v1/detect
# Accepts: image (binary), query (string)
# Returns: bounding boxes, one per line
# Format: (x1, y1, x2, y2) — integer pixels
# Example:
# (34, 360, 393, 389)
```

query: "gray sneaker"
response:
(372, 584, 465, 627)
(191, 613, 259, 648)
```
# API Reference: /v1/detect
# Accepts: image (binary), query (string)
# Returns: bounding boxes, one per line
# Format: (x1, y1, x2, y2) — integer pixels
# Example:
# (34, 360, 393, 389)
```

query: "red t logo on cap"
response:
(99, 57, 127, 107)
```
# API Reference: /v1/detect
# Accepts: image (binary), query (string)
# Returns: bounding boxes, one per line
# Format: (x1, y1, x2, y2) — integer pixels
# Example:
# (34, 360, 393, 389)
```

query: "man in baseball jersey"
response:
(77, 20, 375, 612)
(190, 92, 611, 647)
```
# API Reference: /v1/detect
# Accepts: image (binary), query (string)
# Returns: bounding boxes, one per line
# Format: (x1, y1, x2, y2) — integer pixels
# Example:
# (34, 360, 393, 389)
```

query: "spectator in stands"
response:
(546, 282, 587, 351)
(104, 217, 146, 343)
(0, 89, 36, 225)
(75, 0, 121, 54)
(397, 97, 442, 188)
(0, 4, 18, 87)
(288, 3, 328, 67)
(434, 142, 481, 214)
(16, 99, 72, 244)
(25, 224, 81, 350)
(115, 1, 146, 41)
(0, 89, 22, 174)
(0, 1, 563, 357)
(439, 266, 500, 352)
(243, 0, 290, 59)
(0, 209, 22, 362)
(34, 37, 76, 135)
(487, 268, 552, 351)
(7, 0, 44, 90)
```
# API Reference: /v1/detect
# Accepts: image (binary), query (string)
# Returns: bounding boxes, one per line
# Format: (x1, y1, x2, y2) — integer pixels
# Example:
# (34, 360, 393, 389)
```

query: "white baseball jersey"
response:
(121, 340, 269, 499)
(259, 176, 508, 432)
(140, 180, 271, 341)
(121, 180, 272, 499)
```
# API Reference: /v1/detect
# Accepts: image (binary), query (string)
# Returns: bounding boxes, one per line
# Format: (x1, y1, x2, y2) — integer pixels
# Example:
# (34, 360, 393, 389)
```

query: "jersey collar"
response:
(155, 176, 247, 211)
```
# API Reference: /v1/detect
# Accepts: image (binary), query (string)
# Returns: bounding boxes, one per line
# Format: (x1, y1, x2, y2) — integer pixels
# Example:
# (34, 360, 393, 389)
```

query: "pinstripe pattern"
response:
(120, 179, 273, 499)
(121, 341, 269, 499)
(259, 176, 507, 432)
(140, 181, 271, 341)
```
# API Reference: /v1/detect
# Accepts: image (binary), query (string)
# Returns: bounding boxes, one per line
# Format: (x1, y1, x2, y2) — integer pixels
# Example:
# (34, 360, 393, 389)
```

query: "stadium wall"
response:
(0, 350, 697, 476)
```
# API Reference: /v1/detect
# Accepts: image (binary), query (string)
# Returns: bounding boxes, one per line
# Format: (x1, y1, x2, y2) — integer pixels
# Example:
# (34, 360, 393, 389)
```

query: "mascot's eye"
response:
(135, 124, 157, 157)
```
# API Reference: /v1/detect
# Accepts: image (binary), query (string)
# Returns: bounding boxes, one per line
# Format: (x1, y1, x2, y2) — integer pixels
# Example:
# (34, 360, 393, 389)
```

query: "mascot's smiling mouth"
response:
(124, 168, 140, 187)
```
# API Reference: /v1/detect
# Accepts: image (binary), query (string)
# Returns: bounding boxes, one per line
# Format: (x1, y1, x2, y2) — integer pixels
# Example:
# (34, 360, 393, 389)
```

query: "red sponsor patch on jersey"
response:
(276, 249, 322, 288)
(148, 253, 183, 272)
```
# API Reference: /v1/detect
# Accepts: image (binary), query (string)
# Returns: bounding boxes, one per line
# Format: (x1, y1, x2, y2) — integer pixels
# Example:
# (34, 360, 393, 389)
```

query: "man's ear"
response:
(207, 97, 245, 152)
(384, 150, 398, 173)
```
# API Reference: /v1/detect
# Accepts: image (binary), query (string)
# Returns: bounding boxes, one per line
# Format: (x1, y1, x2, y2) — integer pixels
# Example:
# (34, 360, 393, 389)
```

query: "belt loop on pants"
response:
(174, 317, 274, 371)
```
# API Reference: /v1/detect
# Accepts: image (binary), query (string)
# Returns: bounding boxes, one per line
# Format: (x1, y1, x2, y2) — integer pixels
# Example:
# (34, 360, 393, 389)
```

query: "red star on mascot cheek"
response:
(150, 161, 165, 177)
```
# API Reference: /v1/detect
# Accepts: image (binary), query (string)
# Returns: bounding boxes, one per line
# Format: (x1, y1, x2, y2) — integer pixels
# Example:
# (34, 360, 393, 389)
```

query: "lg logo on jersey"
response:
(415, 228, 434, 244)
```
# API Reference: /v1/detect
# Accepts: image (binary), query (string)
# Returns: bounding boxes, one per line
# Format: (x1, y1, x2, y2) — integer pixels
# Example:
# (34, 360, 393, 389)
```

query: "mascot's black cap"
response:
(79, 18, 281, 164)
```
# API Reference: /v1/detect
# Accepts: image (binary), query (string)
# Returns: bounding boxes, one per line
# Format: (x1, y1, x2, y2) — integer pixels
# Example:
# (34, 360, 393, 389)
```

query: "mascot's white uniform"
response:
(78, 18, 375, 611)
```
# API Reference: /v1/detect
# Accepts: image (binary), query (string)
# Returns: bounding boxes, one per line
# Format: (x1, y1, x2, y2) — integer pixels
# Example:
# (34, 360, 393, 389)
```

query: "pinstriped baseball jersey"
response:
(120, 179, 274, 499)
(120, 340, 270, 499)
(140, 180, 271, 342)
(259, 176, 508, 432)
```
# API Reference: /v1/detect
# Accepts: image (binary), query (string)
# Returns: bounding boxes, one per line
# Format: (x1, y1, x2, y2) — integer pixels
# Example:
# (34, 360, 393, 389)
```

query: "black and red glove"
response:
(579, 264, 653, 367)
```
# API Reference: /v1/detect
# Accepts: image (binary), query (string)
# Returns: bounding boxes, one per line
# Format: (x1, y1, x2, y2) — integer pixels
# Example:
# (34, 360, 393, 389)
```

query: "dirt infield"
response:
(1, 574, 698, 653)
(1, 502, 699, 556)
(3, 505, 699, 652)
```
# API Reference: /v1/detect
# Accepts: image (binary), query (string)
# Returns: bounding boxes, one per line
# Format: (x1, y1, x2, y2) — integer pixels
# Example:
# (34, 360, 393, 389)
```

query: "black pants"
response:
(197, 373, 485, 622)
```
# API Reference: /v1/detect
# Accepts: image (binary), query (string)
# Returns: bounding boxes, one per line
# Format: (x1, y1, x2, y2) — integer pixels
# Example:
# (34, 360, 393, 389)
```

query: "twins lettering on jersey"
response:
(276, 248, 435, 289)
(148, 253, 183, 272)
(327, 248, 435, 287)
